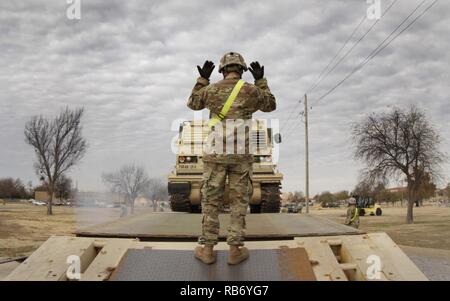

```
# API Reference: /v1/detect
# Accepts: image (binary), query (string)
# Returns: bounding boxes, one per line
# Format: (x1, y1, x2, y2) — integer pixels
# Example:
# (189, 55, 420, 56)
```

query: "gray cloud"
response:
(0, 0, 449, 195)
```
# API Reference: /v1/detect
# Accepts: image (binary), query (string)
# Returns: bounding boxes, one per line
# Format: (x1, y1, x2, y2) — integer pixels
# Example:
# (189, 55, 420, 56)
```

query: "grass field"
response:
(0, 202, 153, 258)
(1, 202, 450, 259)
(311, 205, 450, 250)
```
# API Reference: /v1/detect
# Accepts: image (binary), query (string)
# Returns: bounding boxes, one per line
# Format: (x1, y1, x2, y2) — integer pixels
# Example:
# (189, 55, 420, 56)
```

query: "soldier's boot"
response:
(194, 245, 216, 264)
(228, 246, 249, 265)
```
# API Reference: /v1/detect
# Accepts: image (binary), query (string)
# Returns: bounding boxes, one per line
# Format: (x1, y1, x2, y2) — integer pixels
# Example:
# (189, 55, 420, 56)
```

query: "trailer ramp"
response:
(5, 233, 427, 281)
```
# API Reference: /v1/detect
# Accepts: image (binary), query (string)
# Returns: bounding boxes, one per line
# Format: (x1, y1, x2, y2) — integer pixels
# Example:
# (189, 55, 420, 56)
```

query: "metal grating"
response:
(110, 248, 316, 281)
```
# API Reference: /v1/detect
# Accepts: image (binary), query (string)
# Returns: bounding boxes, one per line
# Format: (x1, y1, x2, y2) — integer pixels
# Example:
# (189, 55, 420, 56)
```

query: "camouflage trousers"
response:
(199, 161, 253, 247)
(345, 207, 360, 229)
(347, 220, 360, 229)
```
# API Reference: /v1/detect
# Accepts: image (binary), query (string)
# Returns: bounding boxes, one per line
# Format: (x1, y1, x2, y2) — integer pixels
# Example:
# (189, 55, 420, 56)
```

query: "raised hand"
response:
(197, 60, 215, 80)
(248, 61, 264, 81)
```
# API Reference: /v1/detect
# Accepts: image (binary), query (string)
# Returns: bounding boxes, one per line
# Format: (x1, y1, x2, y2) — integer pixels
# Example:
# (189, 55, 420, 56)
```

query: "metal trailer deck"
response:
(74, 213, 363, 240)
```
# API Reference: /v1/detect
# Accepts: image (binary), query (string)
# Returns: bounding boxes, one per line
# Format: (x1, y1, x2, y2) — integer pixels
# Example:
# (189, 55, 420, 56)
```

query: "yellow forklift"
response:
(355, 195, 382, 216)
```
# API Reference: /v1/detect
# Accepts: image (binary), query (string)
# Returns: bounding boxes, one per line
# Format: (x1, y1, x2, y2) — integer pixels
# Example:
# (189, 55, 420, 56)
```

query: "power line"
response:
(306, 15, 367, 94)
(312, 0, 437, 105)
(283, 112, 305, 140)
(280, 0, 398, 135)
(281, 100, 305, 137)
(308, 0, 399, 95)
(280, 98, 302, 134)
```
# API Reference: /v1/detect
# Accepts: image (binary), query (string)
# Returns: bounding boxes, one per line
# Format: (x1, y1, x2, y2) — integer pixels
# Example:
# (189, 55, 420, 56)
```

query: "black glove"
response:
(249, 61, 264, 81)
(197, 60, 215, 80)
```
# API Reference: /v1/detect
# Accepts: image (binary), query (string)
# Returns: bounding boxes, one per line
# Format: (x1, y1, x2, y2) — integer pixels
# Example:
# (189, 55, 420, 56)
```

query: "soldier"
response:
(187, 52, 276, 265)
(120, 202, 128, 218)
(345, 197, 360, 229)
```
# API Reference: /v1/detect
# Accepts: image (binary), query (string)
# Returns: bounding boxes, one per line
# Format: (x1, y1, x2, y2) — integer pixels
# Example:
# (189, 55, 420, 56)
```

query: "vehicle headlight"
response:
(179, 156, 185, 163)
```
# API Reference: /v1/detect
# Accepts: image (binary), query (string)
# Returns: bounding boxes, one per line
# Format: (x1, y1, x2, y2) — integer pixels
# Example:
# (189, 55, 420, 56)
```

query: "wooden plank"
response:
(340, 233, 427, 281)
(339, 263, 357, 271)
(5, 236, 95, 281)
(82, 239, 139, 281)
(5, 233, 427, 281)
(338, 235, 387, 281)
(295, 237, 347, 281)
(366, 233, 428, 281)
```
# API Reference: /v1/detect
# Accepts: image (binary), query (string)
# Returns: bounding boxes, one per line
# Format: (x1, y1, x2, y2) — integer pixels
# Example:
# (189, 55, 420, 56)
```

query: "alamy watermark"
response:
(366, 255, 382, 280)
(66, 0, 81, 20)
(66, 255, 81, 280)
(367, 0, 381, 20)
(170, 112, 281, 164)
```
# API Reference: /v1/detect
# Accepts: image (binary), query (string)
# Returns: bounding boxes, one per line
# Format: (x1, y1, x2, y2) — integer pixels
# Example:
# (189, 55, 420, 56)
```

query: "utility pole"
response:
(304, 94, 310, 214)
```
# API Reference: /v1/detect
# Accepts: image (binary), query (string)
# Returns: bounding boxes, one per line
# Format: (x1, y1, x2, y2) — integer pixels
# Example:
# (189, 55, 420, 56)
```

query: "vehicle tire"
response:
(169, 193, 191, 212)
(260, 184, 281, 213)
(376, 208, 382, 216)
(190, 205, 202, 213)
(250, 204, 261, 213)
(359, 208, 366, 216)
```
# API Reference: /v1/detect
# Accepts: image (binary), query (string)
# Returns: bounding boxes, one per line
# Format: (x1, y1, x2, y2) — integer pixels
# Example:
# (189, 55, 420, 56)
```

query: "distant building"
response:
(34, 191, 59, 202)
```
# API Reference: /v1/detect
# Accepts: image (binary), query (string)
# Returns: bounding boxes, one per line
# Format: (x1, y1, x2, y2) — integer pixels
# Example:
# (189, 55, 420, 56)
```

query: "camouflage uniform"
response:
(187, 72, 276, 246)
(345, 206, 360, 229)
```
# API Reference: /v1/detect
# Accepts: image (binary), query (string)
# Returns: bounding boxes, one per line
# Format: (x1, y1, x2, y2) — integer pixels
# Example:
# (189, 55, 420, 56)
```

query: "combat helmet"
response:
(218, 52, 248, 73)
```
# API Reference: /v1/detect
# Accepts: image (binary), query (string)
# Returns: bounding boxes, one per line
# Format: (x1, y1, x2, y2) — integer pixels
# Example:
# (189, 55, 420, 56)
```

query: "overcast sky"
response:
(0, 0, 449, 194)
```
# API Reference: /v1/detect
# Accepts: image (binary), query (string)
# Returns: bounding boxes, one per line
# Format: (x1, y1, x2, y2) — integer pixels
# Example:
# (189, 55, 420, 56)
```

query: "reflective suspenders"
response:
(208, 79, 245, 129)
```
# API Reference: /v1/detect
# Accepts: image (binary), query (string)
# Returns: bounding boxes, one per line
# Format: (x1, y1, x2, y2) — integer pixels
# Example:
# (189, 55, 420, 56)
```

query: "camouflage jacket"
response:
(187, 74, 276, 163)
(345, 207, 360, 228)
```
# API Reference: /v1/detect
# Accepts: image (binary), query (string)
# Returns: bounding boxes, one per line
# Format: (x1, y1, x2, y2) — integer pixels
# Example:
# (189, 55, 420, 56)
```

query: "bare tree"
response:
(144, 178, 168, 211)
(353, 177, 386, 200)
(102, 164, 150, 215)
(24, 107, 87, 215)
(318, 191, 336, 207)
(445, 183, 450, 200)
(353, 105, 445, 223)
(334, 190, 350, 201)
(414, 171, 436, 207)
(55, 175, 73, 201)
(0, 178, 28, 199)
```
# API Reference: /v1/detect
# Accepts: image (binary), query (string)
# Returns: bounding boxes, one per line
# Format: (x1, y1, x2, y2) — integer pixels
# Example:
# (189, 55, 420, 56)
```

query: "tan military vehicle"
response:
(168, 119, 283, 213)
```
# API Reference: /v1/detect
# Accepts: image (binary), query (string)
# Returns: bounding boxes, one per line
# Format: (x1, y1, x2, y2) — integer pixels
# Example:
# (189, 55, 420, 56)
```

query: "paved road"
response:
(0, 260, 20, 280)
(401, 246, 450, 281)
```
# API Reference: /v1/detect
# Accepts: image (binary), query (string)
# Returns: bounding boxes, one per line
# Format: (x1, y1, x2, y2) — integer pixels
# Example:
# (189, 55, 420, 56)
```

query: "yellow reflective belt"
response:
(351, 208, 359, 222)
(208, 79, 245, 128)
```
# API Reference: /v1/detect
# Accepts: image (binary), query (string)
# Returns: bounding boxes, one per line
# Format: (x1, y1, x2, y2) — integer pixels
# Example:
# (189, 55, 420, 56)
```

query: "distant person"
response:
(344, 198, 360, 229)
(120, 203, 128, 218)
